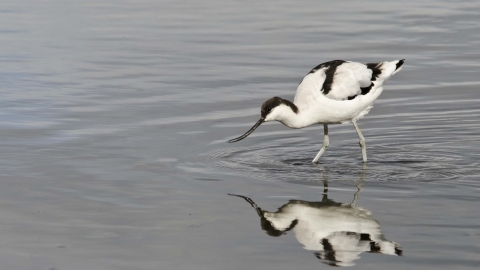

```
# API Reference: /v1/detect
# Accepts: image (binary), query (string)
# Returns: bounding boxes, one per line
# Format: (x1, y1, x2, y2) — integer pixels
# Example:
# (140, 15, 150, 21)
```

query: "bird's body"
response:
(228, 59, 405, 163)
(229, 184, 402, 267)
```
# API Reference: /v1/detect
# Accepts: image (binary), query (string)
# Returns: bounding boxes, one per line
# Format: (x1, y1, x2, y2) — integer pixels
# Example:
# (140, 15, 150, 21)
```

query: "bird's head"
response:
(228, 97, 298, 143)
(261, 96, 289, 121)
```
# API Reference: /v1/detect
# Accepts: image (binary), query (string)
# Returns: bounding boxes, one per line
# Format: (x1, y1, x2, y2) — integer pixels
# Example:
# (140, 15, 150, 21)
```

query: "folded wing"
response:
(295, 60, 404, 103)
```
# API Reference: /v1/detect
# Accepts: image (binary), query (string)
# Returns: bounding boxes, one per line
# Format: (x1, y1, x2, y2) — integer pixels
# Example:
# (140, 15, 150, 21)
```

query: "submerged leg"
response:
(322, 179, 329, 195)
(350, 182, 363, 206)
(321, 180, 329, 202)
(353, 121, 367, 162)
(351, 164, 366, 205)
(312, 124, 329, 163)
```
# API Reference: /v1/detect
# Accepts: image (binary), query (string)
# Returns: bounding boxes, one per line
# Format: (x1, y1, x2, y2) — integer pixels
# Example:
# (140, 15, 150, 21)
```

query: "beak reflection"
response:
(229, 182, 402, 267)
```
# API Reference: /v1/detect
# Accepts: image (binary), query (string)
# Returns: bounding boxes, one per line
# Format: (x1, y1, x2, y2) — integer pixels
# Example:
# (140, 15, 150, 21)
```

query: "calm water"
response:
(1, 0, 480, 269)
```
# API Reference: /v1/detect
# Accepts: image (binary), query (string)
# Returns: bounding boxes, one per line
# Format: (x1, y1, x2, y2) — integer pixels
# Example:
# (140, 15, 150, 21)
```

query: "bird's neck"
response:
(274, 102, 312, 129)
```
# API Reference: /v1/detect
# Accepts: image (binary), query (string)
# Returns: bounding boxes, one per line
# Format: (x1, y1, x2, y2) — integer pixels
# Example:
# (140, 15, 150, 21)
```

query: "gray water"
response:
(1, 0, 480, 269)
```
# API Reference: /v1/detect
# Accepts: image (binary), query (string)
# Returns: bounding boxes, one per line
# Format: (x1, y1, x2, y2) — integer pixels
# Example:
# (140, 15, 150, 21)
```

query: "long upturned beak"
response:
(228, 118, 264, 143)
(228, 193, 264, 217)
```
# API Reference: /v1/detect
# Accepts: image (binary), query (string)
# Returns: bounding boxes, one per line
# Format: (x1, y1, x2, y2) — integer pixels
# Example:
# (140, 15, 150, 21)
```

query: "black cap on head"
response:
(260, 217, 284, 237)
(261, 96, 299, 119)
(261, 96, 284, 119)
(228, 97, 297, 143)
(261, 218, 298, 237)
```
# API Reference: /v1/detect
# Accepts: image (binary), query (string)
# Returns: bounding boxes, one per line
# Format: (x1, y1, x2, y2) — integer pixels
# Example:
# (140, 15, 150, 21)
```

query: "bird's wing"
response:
(295, 60, 404, 102)
(293, 62, 328, 107)
(323, 61, 372, 101)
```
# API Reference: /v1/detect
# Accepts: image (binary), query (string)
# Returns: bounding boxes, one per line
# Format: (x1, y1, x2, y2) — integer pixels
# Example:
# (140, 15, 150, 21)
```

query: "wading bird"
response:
(228, 59, 404, 163)
(229, 182, 402, 267)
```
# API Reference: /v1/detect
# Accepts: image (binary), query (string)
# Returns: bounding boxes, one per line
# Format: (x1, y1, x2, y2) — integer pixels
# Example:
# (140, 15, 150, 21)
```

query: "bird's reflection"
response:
(229, 181, 402, 267)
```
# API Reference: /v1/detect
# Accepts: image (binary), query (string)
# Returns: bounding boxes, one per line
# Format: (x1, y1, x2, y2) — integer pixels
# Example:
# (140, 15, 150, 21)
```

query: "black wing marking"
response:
(365, 62, 383, 81)
(322, 60, 347, 95)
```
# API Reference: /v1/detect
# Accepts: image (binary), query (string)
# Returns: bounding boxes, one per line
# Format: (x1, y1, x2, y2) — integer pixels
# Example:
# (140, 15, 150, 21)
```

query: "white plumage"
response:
(229, 186, 402, 267)
(296, 62, 371, 103)
(229, 59, 405, 163)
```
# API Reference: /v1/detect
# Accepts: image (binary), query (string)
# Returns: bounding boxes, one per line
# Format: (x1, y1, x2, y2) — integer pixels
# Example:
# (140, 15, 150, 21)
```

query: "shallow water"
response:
(1, 0, 480, 269)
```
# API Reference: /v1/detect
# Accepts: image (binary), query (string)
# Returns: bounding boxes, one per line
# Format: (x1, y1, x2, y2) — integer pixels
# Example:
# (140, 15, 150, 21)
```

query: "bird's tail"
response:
(392, 59, 405, 75)
(375, 59, 405, 81)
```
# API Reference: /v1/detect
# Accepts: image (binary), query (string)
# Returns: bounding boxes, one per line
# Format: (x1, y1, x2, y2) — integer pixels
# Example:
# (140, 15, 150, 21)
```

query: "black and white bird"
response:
(228, 59, 405, 163)
(229, 184, 402, 267)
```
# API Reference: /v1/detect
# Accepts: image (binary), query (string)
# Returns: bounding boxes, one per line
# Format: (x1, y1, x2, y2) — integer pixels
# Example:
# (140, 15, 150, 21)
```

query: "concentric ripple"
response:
(202, 91, 480, 185)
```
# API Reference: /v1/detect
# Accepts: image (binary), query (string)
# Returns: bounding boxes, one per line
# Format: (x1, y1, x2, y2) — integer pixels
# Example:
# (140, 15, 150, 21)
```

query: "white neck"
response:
(265, 104, 311, 128)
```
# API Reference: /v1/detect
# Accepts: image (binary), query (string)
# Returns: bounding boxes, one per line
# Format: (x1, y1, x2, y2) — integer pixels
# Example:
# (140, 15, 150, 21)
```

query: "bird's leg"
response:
(321, 180, 329, 202)
(312, 124, 329, 163)
(353, 121, 367, 162)
(351, 165, 366, 206)
(322, 178, 329, 195)
(350, 182, 363, 206)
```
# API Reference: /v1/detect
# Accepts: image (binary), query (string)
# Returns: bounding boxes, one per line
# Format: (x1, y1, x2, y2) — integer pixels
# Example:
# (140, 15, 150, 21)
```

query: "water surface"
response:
(1, 0, 480, 269)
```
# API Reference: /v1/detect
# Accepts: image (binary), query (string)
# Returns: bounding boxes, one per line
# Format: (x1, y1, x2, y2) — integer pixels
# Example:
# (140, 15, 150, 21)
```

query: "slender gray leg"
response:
(350, 182, 363, 206)
(312, 124, 329, 163)
(351, 167, 365, 206)
(353, 121, 367, 162)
